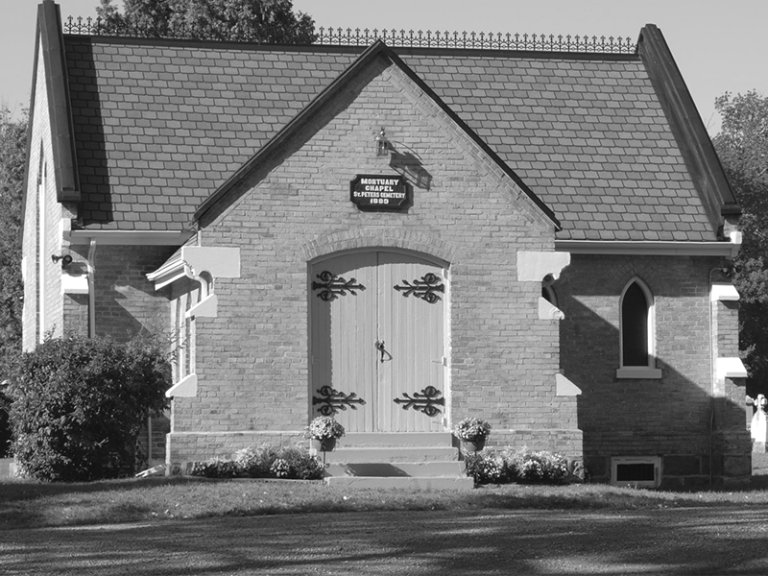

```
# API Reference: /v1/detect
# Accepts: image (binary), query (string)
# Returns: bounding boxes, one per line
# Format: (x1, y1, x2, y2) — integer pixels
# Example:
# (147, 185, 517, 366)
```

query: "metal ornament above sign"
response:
(350, 174, 411, 212)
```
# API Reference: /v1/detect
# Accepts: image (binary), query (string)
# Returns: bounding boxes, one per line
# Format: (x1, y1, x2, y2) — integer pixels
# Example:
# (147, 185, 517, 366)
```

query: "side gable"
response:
(637, 24, 740, 227)
(194, 40, 559, 230)
(35, 0, 79, 203)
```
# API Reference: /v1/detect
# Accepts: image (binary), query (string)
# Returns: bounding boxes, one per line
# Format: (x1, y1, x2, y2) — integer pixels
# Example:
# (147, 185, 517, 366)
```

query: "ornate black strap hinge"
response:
(312, 271, 365, 302)
(393, 386, 444, 417)
(394, 273, 444, 303)
(312, 385, 366, 416)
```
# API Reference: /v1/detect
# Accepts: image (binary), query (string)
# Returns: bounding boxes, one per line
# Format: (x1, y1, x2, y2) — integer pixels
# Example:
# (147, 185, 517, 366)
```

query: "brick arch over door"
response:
(308, 248, 450, 433)
(302, 229, 458, 264)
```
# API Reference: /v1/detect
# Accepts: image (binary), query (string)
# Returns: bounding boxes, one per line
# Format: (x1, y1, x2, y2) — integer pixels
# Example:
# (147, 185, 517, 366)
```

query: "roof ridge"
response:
(62, 15, 636, 55)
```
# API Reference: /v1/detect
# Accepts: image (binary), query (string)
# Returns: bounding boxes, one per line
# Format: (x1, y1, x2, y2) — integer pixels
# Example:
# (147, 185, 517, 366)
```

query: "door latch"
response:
(375, 340, 386, 363)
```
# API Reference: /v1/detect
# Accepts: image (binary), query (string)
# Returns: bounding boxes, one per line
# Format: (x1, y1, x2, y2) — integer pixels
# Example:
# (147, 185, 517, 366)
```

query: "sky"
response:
(2, 0, 766, 135)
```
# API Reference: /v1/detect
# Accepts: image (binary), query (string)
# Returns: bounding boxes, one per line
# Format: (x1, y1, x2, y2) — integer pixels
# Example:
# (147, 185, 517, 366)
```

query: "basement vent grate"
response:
(611, 456, 661, 488)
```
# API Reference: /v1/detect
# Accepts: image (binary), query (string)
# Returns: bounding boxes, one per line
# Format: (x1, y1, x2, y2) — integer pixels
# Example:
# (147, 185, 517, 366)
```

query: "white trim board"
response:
(555, 240, 739, 257)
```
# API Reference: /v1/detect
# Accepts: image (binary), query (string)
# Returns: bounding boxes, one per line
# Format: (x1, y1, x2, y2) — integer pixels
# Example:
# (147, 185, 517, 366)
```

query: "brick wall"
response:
(22, 43, 64, 350)
(91, 245, 176, 342)
(558, 254, 750, 486)
(168, 58, 579, 465)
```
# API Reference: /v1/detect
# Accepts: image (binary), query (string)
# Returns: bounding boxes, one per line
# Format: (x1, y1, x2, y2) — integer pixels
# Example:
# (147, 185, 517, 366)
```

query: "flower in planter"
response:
(305, 416, 345, 441)
(452, 417, 492, 442)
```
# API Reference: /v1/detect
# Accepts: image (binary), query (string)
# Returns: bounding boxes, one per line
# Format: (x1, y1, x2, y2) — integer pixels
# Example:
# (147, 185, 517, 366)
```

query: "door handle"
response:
(375, 340, 390, 363)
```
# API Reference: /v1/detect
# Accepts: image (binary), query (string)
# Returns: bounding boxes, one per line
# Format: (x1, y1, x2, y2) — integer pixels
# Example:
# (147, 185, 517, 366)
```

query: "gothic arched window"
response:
(618, 278, 661, 379)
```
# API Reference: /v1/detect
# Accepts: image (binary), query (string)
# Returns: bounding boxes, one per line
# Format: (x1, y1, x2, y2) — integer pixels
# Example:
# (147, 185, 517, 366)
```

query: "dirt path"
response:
(3, 507, 768, 575)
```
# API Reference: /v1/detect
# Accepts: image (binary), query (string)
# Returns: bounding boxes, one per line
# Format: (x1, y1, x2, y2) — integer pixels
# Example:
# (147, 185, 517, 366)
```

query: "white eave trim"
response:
(555, 239, 740, 257)
(66, 230, 195, 246)
(146, 257, 186, 290)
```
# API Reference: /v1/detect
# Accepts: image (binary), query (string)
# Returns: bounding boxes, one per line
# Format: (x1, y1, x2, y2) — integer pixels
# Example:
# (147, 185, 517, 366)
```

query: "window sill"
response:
(616, 367, 662, 379)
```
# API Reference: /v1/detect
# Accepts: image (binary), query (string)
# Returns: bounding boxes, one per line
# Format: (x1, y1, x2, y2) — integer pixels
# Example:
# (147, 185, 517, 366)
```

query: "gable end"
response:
(637, 24, 740, 229)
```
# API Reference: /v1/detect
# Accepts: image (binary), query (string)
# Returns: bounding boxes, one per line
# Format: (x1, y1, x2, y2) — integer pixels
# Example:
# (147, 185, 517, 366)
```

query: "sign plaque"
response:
(350, 174, 411, 212)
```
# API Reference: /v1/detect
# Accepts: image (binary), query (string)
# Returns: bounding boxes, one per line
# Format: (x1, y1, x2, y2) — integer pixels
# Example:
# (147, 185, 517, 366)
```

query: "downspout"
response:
(87, 239, 96, 338)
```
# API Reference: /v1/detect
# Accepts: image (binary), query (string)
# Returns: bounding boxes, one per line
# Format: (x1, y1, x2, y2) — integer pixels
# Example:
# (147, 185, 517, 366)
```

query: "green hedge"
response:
(6, 334, 170, 481)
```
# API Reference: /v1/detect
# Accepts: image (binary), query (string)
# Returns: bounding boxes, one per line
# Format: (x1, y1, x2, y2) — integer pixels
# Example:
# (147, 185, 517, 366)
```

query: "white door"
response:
(310, 251, 447, 432)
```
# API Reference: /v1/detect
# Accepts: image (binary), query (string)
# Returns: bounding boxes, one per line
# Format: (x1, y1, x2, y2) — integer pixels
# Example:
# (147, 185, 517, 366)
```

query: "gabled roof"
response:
(195, 39, 559, 228)
(31, 2, 739, 243)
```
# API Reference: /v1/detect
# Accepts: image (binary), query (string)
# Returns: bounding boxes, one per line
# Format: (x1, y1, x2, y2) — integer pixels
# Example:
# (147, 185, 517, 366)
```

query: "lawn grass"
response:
(3, 475, 768, 531)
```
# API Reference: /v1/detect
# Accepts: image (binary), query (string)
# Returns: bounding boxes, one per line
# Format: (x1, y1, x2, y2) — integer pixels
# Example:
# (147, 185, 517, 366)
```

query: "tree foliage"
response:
(96, 0, 315, 43)
(7, 334, 170, 481)
(0, 109, 27, 457)
(713, 91, 768, 394)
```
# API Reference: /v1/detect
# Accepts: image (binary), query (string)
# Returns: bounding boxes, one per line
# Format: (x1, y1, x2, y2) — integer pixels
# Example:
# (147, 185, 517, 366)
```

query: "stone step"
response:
(316, 446, 458, 463)
(338, 432, 455, 448)
(325, 461, 464, 478)
(325, 475, 474, 490)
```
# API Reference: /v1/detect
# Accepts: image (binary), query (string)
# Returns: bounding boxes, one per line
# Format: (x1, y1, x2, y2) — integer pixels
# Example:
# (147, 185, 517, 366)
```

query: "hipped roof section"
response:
(194, 40, 559, 228)
(40, 1, 739, 242)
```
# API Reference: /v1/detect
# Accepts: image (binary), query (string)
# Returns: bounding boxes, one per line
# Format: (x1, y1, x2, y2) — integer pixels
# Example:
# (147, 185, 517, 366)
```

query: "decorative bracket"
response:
(393, 386, 444, 416)
(394, 273, 444, 303)
(181, 246, 241, 318)
(312, 271, 365, 301)
(312, 385, 366, 416)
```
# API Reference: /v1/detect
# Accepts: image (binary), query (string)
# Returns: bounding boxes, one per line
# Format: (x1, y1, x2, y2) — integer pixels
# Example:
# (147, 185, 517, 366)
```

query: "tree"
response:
(713, 91, 768, 395)
(96, 0, 316, 43)
(0, 109, 27, 457)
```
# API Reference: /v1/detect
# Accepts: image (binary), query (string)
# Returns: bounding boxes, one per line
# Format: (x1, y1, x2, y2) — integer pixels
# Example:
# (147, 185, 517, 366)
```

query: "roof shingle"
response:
(64, 36, 718, 241)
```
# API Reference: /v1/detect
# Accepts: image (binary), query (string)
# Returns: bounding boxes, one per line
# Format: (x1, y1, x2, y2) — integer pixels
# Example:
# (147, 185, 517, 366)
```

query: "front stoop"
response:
(318, 432, 474, 490)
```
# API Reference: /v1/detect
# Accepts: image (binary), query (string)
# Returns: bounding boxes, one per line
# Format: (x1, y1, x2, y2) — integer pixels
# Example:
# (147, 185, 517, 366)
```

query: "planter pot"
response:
(461, 438, 486, 453)
(311, 438, 337, 452)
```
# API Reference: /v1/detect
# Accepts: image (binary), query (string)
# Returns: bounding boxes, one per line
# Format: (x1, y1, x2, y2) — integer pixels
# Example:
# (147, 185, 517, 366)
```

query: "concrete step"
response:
(317, 446, 458, 463)
(339, 432, 455, 447)
(325, 475, 474, 490)
(314, 432, 470, 489)
(325, 461, 464, 478)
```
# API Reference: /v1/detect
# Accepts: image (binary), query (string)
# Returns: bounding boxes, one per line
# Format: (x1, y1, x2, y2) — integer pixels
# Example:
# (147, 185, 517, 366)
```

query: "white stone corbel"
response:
(716, 357, 747, 382)
(556, 374, 581, 397)
(166, 374, 198, 398)
(181, 246, 240, 319)
(711, 283, 739, 302)
(539, 297, 565, 320)
(517, 251, 571, 282)
(518, 252, 570, 320)
(62, 273, 89, 295)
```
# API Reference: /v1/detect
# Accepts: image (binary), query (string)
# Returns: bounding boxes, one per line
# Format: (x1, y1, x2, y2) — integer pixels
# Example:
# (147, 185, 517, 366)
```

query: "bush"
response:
(511, 448, 569, 484)
(6, 333, 170, 481)
(191, 444, 325, 480)
(0, 381, 10, 458)
(465, 447, 572, 486)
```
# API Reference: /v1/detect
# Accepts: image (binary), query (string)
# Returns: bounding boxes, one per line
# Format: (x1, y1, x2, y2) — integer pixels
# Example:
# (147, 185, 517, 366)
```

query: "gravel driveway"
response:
(4, 507, 768, 575)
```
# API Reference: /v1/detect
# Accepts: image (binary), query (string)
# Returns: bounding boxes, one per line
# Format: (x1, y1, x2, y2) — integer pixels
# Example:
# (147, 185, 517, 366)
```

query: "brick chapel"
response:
(21, 0, 752, 487)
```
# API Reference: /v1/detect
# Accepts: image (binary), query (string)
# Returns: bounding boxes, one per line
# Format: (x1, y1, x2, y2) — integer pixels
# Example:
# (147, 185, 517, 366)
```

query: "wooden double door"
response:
(310, 250, 447, 432)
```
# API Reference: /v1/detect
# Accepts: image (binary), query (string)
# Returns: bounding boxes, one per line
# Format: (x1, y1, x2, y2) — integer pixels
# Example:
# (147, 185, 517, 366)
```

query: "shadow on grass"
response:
(3, 474, 768, 532)
(4, 507, 768, 575)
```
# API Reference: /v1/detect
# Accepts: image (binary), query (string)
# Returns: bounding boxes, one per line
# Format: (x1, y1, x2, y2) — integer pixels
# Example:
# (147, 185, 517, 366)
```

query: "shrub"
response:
(464, 451, 508, 485)
(191, 444, 324, 480)
(510, 448, 569, 484)
(0, 381, 10, 458)
(464, 447, 571, 486)
(6, 333, 170, 481)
